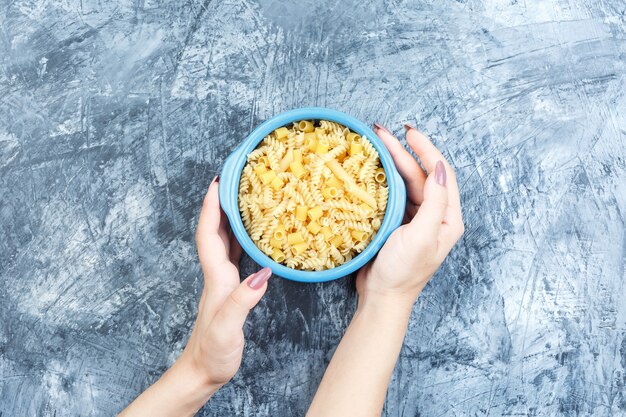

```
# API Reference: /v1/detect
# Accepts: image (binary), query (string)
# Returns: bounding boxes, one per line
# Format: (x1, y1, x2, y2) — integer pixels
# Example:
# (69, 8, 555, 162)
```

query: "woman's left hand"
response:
(179, 176, 272, 389)
(119, 177, 271, 417)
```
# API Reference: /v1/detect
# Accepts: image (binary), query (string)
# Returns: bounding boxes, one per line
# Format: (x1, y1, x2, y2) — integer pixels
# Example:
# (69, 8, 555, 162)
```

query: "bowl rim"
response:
(219, 107, 406, 283)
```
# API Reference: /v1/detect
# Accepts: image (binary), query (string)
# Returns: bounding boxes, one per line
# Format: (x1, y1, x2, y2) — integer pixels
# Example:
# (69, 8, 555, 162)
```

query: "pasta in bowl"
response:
(240, 120, 387, 271)
(219, 108, 406, 282)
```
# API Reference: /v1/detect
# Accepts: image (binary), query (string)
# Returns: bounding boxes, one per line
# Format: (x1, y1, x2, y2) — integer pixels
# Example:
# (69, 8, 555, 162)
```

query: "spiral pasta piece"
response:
(247, 147, 266, 161)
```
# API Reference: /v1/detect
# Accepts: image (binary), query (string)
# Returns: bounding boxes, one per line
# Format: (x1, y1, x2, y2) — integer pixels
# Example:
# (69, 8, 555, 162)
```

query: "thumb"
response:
(213, 267, 272, 333)
(406, 160, 448, 243)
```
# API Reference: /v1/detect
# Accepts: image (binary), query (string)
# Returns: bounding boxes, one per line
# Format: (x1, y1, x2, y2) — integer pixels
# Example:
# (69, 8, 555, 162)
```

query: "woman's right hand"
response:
(307, 124, 464, 417)
(356, 124, 464, 307)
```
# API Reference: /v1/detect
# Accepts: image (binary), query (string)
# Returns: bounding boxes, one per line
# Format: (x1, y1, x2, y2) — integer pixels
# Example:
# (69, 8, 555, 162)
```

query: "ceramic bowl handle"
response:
(218, 151, 241, 220)
(386, 169, 407, 230)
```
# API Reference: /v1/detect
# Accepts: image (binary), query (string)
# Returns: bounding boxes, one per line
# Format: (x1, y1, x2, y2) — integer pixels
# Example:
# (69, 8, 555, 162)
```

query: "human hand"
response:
(119, 178, 272, 417)
(356, 124, 464, 308)
(307, 125, 463, 417)
(178, 176, 272, 390)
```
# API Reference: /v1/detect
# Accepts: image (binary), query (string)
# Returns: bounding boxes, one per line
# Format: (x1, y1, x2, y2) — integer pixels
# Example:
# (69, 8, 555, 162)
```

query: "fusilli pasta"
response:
(238, 120, 388, 270)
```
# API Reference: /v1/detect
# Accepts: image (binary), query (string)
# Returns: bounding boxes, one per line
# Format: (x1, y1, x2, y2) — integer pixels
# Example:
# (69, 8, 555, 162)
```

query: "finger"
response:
(405, 126, 464, 232)
(404, 126, 461, 210)
(196, 177, 230, 270)
(373, 123, 427, 205)
(404, 161, 449, 245)
(212, 267, 272, 332)
(198, 262, 242, 321)
(197, 176, 221, 234)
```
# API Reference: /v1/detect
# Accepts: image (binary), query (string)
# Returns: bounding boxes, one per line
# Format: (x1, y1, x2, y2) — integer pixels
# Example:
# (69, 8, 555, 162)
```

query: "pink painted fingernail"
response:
(373, 123, 392, 135)
(404, 123, 416, 131)
(435, 160, 447, 187)
(248, 267, 272, 289)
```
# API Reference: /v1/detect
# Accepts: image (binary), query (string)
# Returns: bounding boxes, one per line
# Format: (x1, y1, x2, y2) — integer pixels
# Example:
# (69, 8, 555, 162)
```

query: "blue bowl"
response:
(219, 107, 406, 283)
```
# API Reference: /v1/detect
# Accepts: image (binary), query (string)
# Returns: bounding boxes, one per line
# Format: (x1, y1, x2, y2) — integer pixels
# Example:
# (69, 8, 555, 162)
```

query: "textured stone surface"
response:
(1, 0, 625, 415)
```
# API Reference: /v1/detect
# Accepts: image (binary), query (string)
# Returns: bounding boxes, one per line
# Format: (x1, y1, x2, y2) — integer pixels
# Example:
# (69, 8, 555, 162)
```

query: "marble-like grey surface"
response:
(1, 0, 625, 415)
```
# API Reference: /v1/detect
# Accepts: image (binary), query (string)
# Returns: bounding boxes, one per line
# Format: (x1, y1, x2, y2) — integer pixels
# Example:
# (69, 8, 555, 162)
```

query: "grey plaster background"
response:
(1, 0, 625, 415)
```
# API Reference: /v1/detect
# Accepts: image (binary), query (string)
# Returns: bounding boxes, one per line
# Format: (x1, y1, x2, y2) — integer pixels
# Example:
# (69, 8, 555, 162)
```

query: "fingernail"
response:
(435, 160, 447, 187)
(404, 123, 416, 131)
(211, 175, 220, 185)
(373, 123, 392, 135)
(248, 267, 272, 289)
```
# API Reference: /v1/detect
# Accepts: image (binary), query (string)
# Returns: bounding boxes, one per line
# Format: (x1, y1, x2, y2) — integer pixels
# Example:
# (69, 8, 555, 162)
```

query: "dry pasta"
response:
(238, 120, 388, 271)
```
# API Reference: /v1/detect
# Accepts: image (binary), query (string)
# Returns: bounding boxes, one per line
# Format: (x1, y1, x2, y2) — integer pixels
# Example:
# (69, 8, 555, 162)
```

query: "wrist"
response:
(165, 355, 222, 411)
(174, 352, 224, 393)
(357, 287, 416, 319)
(360, 279, 425, 310)
(119, 354, 221, 417)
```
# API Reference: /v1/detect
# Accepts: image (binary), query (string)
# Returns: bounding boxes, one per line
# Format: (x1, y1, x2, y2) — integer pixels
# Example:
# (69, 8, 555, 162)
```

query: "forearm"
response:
(307, 293, 415, 417)
(119, 356, 220, 417)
